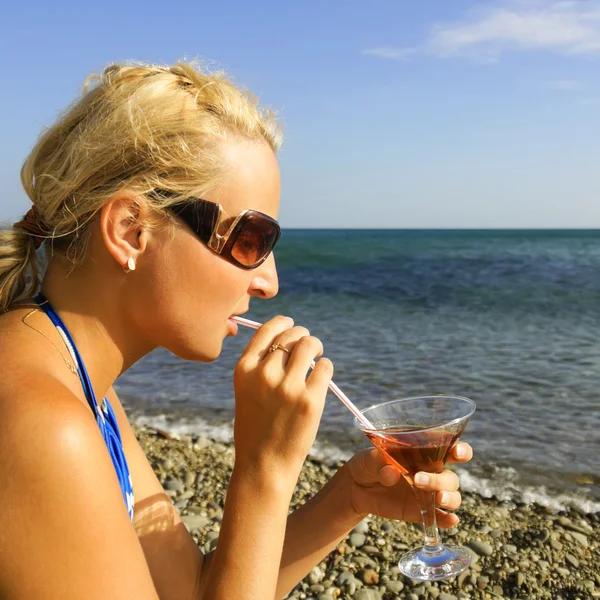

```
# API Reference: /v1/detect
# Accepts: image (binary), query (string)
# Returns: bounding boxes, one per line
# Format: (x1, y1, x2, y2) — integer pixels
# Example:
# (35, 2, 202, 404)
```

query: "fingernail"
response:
(440, 492, 450, 506)
(456, 444, 467, 459)
(415, 473, 429, 486)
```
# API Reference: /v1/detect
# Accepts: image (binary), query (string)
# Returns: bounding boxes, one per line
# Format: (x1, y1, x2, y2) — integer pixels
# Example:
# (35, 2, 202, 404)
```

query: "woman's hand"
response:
(233, 316, 333, 486)
(345, 442, 473, 528)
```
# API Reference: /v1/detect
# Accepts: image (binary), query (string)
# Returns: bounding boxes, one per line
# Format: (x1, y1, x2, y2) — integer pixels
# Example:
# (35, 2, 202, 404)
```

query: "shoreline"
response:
(135, 426, 599, 600)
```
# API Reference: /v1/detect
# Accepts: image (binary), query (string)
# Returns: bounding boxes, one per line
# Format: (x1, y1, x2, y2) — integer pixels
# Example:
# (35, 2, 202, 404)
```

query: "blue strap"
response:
(35, 293, 135, 521)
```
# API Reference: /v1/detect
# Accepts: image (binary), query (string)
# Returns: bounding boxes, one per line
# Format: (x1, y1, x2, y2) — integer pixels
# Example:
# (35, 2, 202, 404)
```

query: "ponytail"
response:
(0, 225, 41, 311)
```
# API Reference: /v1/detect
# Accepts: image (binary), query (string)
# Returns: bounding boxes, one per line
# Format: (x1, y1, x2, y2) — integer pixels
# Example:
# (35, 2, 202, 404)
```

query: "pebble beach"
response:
(135, 426, 599, 600)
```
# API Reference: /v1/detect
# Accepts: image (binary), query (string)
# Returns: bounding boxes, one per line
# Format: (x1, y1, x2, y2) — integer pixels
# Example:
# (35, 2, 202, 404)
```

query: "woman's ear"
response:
(100, 192, 150, 270)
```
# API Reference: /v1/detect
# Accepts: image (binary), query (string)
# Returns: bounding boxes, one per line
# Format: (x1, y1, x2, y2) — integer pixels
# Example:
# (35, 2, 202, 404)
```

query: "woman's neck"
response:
(41, 257, 156, 399)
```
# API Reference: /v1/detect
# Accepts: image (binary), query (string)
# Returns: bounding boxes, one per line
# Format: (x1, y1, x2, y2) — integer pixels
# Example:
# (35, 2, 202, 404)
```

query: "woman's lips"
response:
(227, 317, 239, 336)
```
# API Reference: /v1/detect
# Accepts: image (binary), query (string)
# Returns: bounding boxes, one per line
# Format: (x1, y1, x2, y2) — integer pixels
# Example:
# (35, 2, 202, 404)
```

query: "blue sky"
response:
(1, 0, 599, 228)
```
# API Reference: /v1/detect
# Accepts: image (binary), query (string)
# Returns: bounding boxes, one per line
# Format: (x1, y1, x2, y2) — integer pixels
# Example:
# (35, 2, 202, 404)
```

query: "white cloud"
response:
(363, 47, 416, 60)
(545, 79, 585, 91)
(364, 1, 600, 62)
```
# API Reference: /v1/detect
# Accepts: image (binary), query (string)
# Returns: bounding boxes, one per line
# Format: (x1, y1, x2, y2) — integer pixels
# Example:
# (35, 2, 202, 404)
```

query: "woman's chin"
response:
(169, 340, 223, 363)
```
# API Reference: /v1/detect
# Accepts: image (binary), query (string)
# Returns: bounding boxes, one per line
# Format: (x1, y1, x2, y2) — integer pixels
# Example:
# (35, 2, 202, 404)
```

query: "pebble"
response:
(439, 594, 458, 600)
(335, 572, 354, 587)
(457, 569, 470, 586)
(349, 533, 366, 548)
(160, 458, 173, 470)
(308, 566, 324, 584)
(468, 540, 494, 557)
(359, 569, 379, 585)
(570, 532, 589, 547)
(164, 478, 185, 491)
(384, 581, 404, 594)
(565, 553, 580, 568)
(353, 590, 382, 600)
(353, 519, 370, 535)
(180, 514, 211, 531)
(477, 576, 489, 590)
(549, 538, 563, 551)
(353, 556, 371, 568)
(557, 516, 592, 535)
(192, 436, 211, 451)
(537, 527, 551, 542)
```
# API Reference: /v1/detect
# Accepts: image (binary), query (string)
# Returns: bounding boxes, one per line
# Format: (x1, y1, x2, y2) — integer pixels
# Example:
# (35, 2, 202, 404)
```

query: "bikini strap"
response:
(34, 293, 100, 418)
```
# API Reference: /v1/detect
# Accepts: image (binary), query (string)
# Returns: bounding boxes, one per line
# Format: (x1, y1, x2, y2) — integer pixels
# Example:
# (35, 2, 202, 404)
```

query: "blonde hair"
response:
(0, 61, 282, 311)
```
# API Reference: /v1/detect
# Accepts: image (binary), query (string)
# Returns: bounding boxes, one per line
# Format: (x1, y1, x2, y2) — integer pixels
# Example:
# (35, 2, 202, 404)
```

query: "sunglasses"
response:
(159, 193, 281, 270)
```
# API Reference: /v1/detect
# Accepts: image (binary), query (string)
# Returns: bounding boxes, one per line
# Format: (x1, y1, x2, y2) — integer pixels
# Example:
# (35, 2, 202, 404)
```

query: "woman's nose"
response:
(248, 253, 279, 299)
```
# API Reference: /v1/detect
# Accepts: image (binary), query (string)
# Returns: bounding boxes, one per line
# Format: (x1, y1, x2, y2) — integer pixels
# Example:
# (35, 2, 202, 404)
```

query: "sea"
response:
(115, 229, 600, 513)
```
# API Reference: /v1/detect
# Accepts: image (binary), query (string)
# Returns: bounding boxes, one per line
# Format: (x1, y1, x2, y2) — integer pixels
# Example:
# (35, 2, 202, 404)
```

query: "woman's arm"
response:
(277, 465, 361, 598)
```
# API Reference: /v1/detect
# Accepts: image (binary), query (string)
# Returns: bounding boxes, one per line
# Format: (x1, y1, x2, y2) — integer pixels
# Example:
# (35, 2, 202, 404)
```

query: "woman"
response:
(0, 62, 472, 599)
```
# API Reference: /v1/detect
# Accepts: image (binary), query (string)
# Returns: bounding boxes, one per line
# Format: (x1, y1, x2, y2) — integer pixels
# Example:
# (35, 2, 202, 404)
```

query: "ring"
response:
(268, 343, 290, 354)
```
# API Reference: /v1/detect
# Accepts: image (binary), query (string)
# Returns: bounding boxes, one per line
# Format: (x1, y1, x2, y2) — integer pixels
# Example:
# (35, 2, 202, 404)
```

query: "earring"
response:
(124, 257, 136, 273)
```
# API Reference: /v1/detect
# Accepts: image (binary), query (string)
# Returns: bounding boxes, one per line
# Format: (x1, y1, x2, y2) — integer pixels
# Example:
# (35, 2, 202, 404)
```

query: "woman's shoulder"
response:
(0, 305, 84, 404)
(0, 329, 108, 498)
(0, 370, 99, 470)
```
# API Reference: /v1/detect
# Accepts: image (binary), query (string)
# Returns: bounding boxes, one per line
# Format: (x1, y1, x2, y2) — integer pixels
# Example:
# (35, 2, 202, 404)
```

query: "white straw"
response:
(231, 315, 375, 429)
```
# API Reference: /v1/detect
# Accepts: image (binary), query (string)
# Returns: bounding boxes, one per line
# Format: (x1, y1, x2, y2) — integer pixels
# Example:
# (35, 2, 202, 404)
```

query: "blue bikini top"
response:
(35, 293, 135, 521)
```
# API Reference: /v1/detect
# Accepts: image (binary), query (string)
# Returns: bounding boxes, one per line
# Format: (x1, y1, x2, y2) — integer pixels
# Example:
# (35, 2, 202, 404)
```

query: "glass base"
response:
(398, 544, 472, 581)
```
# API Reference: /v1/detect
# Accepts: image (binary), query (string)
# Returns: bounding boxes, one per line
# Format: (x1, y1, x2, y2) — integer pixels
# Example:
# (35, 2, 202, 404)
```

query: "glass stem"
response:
(415, 489, 443, 553)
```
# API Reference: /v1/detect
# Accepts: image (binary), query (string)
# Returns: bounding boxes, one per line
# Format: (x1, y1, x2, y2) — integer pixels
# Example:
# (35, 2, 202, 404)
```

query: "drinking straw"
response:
(231, 315, 375, 429)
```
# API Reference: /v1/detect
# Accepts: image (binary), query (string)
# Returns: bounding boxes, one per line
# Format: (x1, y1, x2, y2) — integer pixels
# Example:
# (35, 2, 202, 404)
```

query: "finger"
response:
(286, 335, 324, 383)
(435, 509, 460, 529)
(446, 442, 473, 464)
(436, 490, 462, 511)
(240, 316, 294, 364)
(263, 326, 310, 371)
(349, 448, 392, 486)
(378, 464, 403, 487)
(305, 356, 334, 396)
(414, 470, 460, 492)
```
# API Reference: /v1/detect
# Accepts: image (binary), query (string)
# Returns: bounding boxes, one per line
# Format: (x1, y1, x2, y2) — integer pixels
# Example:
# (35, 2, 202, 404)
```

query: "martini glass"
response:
(354, 395, 476, 581)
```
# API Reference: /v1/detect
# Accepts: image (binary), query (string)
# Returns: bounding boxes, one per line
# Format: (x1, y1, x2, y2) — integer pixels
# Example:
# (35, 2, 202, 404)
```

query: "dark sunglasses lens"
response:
(231, 215, 280, 267)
